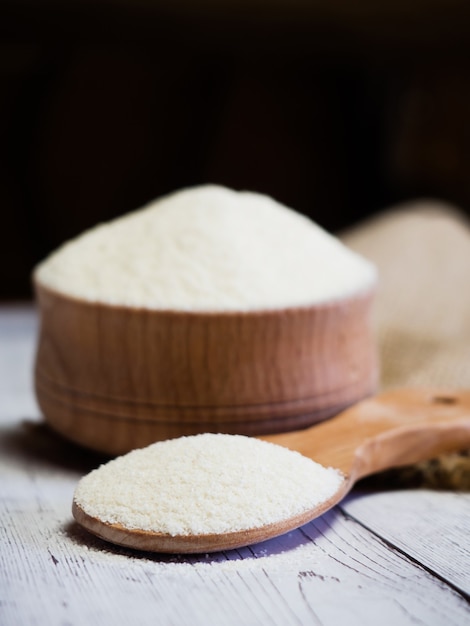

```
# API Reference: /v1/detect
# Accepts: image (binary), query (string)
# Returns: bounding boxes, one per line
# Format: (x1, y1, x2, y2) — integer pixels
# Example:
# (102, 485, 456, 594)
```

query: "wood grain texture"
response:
(34, 283, 378, 454)
(264, 387, 470, 477)
(2, 303, 470, 626)
(342, 489, 470, 596)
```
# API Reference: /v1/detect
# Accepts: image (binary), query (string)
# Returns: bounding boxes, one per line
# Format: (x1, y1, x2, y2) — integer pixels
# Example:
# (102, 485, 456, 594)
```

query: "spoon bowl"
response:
(72, 387, 470, 553)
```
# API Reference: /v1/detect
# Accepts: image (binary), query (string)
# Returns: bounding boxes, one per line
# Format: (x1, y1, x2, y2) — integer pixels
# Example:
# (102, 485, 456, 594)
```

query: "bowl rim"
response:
(33, 278, 377, 318)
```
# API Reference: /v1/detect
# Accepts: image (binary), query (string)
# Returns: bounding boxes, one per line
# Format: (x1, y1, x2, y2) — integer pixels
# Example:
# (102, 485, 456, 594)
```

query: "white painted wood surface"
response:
(1, 305, 469, 626)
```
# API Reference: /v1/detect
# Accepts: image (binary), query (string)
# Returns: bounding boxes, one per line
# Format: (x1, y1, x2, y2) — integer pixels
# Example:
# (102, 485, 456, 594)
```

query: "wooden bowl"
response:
(34, 283, 378, 455)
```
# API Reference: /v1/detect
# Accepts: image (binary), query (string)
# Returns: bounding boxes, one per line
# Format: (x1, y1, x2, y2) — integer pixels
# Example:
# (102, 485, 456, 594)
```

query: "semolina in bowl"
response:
(33, 185, 378, 455)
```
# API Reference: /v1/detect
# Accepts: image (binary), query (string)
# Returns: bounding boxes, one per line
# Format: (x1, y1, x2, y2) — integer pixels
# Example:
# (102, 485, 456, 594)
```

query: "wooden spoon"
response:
(72, 387, 470, 554)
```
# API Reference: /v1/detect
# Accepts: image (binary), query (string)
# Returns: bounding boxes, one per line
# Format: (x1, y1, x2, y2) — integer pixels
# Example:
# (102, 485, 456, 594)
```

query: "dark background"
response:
(2, 1, 470, 299)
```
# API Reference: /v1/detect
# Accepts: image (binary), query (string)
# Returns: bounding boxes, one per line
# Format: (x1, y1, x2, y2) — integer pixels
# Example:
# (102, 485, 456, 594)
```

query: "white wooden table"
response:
(1, 305, 469, 626)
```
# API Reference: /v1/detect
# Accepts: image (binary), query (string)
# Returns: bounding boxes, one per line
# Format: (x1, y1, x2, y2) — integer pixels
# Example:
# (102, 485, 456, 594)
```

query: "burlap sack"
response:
(341, 201, 470, 489)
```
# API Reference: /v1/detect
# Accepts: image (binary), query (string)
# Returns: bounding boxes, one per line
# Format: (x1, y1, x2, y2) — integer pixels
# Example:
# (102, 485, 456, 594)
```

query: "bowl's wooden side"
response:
(34, 284, 378, 454)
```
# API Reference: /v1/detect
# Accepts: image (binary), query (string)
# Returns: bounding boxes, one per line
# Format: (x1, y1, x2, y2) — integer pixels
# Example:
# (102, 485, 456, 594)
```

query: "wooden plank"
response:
(341, 489, 470, 596)
(0, 306, 38, 419)
(2, 496, 470, 625)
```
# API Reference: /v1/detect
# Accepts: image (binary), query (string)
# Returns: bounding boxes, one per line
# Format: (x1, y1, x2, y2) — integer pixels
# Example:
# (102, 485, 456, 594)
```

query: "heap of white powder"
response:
(35, 185, 376, 311)
(73, 434, 344, 536)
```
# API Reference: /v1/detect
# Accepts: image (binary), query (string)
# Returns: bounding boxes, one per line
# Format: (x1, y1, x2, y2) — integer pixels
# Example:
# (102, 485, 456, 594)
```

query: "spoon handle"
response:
(262, 388, 470, 480)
